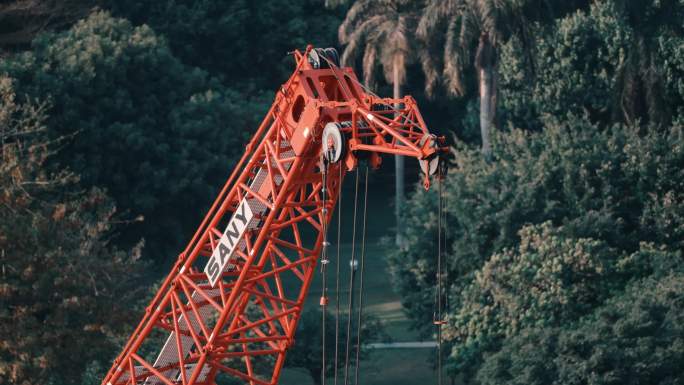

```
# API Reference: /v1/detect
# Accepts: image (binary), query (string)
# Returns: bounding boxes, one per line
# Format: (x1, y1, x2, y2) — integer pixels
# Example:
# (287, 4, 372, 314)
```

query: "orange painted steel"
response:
(101, 45, 446, 385)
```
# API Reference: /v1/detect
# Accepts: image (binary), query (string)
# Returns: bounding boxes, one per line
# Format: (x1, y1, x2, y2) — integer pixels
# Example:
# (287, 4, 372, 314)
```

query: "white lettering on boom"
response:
(203, 200, 254, 287)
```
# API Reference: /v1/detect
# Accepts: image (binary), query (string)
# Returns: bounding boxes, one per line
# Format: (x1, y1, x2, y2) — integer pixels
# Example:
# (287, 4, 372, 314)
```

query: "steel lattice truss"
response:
(102, 46, 445, 385)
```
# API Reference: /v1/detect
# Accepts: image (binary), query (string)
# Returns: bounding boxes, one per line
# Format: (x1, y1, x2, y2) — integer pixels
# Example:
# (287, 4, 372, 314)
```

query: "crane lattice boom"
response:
(102, 45, 445, 385)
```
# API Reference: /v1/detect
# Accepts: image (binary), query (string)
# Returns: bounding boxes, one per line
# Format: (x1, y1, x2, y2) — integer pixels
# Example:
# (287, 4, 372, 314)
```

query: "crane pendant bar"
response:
(102, 45, 446, 385)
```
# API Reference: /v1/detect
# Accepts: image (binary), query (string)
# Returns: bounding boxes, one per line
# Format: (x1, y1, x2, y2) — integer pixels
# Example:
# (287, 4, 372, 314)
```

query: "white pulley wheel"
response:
(420, 156, 440, 176)
(322, 122, 344, 163)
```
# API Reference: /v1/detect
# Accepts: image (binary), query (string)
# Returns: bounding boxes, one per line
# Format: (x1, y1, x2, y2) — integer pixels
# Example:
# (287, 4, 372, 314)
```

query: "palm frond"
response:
(362, 43, 379, 88)
(340, 15, 386, 66)
(444, 18, 466, 96)
(340, 1, 420, 91)
(418, 0, 462, 38)
(476, 0, 499, 40)
(419, 47, 441, 97)
(458, 7, 478, 56)
(386, 14, 410, 55)
(339, 0, 378, 43)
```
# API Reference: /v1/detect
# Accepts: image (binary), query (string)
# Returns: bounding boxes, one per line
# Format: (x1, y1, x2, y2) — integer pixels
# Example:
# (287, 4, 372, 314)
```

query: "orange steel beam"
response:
(102, 45, 446, 385)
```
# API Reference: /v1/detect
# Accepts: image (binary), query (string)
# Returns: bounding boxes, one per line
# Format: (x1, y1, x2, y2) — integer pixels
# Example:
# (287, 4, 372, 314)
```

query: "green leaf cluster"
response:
(105, 0, 344, 89)
(477, 270, 684, 385)
(1, 11, 269, 260)
(499, 1, 684, 130)
(391, 116, 684, 378)
(390, 2, 684, 379)
(0, 76, 144, 385)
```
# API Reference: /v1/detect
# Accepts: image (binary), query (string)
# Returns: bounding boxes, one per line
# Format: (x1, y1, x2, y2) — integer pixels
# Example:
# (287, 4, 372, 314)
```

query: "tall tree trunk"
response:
(476, 33, 496, 160)
(393, 62, 405, 248)
(479, 65, 493, 159)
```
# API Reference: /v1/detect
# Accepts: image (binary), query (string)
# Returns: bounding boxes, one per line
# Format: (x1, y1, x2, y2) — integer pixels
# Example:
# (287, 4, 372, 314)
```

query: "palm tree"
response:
(338, 0, 422, 247)
(418, 0, 575, 159)
(610, 0, 683, 127)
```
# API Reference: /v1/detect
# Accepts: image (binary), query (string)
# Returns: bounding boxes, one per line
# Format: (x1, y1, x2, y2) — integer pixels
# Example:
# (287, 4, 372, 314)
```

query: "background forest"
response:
(1, 1, 683, 385)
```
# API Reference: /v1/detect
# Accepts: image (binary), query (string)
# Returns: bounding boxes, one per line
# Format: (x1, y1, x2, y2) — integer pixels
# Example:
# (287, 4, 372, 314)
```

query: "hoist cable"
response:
(343, 168, 361, 385)
(443, 185, 449, 314)
(353, 167, 369, 385)
(320, 157, 329, 385)
(333, 164, 343, 385)
(436, 171, 444, 385)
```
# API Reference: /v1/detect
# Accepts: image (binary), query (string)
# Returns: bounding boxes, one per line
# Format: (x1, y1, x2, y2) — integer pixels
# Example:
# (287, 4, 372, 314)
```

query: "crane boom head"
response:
(285, 45, 448, 188)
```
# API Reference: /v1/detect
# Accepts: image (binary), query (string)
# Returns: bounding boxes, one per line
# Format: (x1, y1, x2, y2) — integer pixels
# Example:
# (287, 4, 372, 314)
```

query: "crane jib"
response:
(203, 200, 253, 287)
(100, 46, 448, 385)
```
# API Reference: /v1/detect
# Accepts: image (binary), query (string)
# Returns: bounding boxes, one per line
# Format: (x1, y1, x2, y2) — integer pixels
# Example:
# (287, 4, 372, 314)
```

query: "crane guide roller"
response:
(101, 45, 447, 385)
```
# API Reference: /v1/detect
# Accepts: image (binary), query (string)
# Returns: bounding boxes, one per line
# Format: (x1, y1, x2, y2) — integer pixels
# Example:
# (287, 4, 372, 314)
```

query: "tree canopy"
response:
(477, 271, 684, 385)
(1, 11, 270, 261)
(0, 75, 144, 385)
(388, 1, 684, 381)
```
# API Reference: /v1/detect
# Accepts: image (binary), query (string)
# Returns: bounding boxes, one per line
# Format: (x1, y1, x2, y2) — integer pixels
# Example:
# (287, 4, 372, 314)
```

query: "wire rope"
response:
(343, 168, 360, 385)
(317, 47, 447, 385)
(320, 157, 330, 385)
(353, 167, 369, 385)
(333, 163, 343, 385)
(437, 170, 444, 385)
(443, 180, 449, 314)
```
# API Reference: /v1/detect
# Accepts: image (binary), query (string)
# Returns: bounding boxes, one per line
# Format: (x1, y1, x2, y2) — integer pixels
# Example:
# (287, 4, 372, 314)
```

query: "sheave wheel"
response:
(322, 122, 345, 163)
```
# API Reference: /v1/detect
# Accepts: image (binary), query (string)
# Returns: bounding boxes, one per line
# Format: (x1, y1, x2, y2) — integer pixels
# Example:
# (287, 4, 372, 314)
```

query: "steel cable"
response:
(443, 181, 449, 315)
(320, 157, 329, 385)
(353, 167, 369, 385)
(343, 168, 360, 385)
(437, 170, 444, 385)
(333, 164, 343, 385)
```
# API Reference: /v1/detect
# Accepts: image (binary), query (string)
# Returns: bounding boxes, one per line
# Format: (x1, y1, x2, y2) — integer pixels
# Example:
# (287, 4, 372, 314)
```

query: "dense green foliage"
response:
(1, 11, 269, 260)
(0, 76, 143, 385)
(0, 1, 347, 262)
(0, 0, 97, 48)
(392, 118, 684, 379)
(477, 271, 684, 385)
(499, 1, 684, 130)
(447, 222, 618, 367)
(106, 0, 343, 89)
(389, 1, 684, 382)
(394, 119, 683, 316)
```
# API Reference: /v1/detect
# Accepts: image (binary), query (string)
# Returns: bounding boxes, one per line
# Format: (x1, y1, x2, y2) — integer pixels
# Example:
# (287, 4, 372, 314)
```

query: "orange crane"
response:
(101, 45, 446, 385)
